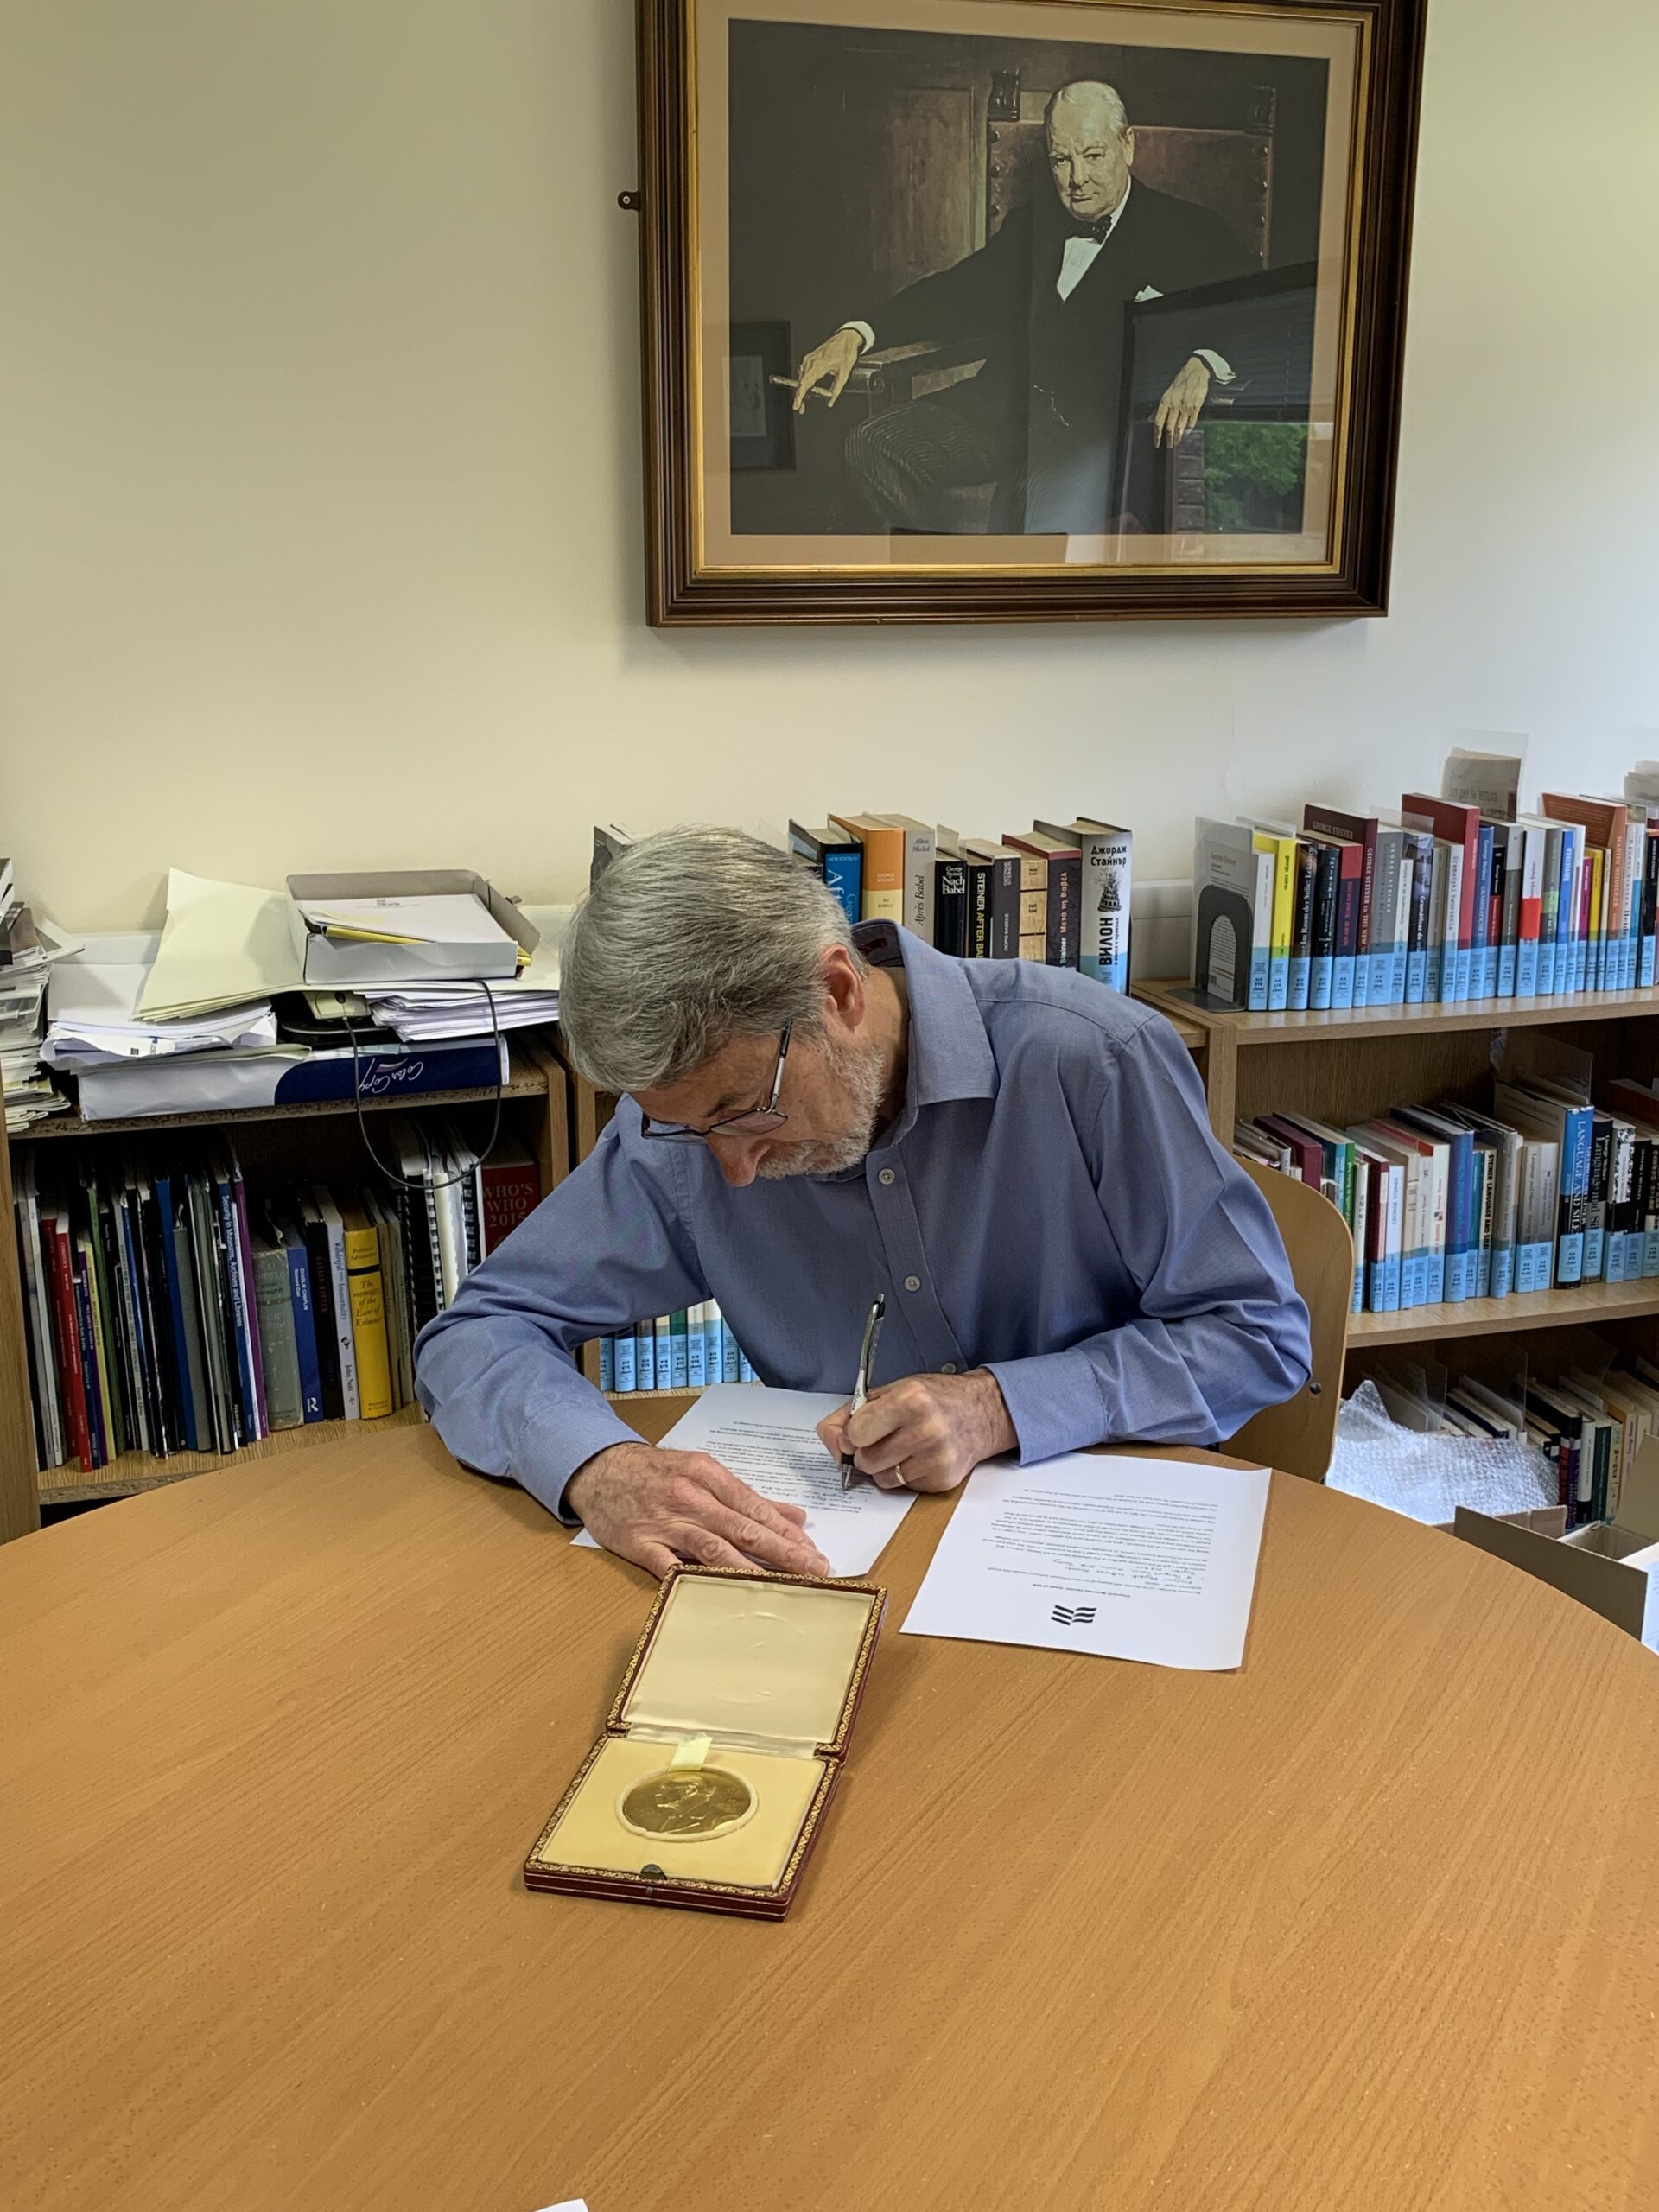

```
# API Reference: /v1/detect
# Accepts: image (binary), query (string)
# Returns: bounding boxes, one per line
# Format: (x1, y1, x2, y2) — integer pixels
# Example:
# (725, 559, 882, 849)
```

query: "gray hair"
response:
(558, 826, 862, 1093)
(1044, 79, 1130, 141)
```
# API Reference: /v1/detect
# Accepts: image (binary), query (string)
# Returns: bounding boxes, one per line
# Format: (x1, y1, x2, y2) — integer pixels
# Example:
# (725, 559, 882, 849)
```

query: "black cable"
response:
(340, 979, 506, 1191)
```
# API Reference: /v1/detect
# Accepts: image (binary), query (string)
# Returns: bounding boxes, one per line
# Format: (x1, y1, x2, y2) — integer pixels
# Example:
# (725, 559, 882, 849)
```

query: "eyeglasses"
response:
(639, 1023, 793, 1144)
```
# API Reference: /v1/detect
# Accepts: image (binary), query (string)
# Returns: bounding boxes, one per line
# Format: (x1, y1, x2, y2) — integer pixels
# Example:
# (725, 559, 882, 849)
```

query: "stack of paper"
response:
(359, 908, 564, 1044)
(2, 902, 76, 1130)
(296, 892, 517, 951)
(43, 962, 278, 1070)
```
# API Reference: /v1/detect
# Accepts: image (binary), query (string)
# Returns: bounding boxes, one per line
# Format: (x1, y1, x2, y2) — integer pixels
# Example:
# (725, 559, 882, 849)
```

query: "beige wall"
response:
(2, 0, 1656, 931)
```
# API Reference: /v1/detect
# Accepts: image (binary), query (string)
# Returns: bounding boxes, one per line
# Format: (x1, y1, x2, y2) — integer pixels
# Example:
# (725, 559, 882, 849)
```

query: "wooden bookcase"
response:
(0, 1041, 570, 1535)
(1134, 979, 1659, 1382)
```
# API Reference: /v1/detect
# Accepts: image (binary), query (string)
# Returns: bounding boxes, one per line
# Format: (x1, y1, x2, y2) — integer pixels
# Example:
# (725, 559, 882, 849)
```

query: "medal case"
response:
(524, 1565, 887, 1920)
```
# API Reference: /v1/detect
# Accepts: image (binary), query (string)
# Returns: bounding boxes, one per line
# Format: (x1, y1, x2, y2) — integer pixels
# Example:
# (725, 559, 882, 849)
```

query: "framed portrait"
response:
(632, 0, 1427, 625)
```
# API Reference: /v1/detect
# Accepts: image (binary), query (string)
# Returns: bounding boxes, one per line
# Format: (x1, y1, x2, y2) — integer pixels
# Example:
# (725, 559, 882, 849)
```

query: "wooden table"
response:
(4, 1433, 1658, 2211)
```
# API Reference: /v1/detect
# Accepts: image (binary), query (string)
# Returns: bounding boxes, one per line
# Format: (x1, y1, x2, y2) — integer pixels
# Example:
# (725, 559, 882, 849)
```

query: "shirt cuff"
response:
(1192, 348, 1235, 385)
(513, 1387, 641, 1526)
(986, 1350, 1111, 1466)
(841, 321, 875, 355)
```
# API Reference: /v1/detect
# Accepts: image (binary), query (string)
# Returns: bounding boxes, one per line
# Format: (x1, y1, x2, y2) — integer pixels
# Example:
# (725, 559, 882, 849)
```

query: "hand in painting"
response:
(1153, 354, 1213, 448)
(791, 327, 864, 412)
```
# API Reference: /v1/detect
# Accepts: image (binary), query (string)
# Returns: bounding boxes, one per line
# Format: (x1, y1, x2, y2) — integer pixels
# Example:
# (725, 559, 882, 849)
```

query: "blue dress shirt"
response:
(415, 925, 1311, 1519)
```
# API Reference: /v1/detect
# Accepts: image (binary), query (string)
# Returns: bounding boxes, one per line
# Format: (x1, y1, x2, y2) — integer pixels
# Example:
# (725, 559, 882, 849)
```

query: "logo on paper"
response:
(1050, 1604, 1097, 1627)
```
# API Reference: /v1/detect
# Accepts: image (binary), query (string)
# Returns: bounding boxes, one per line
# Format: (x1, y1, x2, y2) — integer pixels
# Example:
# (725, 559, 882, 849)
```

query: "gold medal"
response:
(619, 1764, 755, 1841)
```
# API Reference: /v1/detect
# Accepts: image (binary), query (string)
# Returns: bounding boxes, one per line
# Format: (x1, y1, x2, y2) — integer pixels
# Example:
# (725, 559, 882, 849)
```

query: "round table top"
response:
(3, 1431, 1658, 2212)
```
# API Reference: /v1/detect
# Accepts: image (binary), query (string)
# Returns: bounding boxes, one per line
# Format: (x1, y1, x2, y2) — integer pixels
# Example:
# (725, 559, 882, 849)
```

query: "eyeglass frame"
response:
(638, 1022, 793, 1144)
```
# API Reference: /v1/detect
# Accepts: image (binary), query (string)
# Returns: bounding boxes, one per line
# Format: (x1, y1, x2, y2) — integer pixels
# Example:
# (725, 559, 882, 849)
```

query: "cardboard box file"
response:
(285, 870, 538, 987)
(1455, 1442, 1659, 1652)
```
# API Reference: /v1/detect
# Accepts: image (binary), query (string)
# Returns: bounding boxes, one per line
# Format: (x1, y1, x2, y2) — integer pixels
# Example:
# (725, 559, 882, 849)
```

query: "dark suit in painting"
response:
(846, 181, 1255, 533)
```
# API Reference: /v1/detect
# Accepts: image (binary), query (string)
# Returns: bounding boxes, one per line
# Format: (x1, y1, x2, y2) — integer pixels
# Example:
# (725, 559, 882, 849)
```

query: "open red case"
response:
(524, 1565, 887, 1920)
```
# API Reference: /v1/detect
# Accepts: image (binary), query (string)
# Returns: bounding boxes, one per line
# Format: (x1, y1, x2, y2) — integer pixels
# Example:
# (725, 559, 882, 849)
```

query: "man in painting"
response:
(791, 78, 1255, 533)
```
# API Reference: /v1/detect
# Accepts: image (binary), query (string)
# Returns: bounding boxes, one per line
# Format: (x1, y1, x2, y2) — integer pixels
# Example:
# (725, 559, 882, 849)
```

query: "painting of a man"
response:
(788, 79, 1256, 534)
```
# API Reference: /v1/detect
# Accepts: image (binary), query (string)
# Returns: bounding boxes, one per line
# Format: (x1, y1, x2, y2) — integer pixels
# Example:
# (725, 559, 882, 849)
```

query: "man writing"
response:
(416, 830, 1310, 1577)
(791, 79, 1255, 534)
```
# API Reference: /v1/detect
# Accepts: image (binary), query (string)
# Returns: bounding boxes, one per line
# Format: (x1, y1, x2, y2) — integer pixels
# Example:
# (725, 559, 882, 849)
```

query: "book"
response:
(1005, 830, 1082, 969)
(932, 832, 969, 958)
(1035, 818, 1132, 989)
(299, 1194, 345, 1420)
(1402, 795, 1480, 1001)
(1285, 838, 1319, 1012)
(1306, 839, 1340, 1012)
(829, 815, 906, 924)
(272, 1209, 325, 1421)
(311, 1186, 359, 1420)
(1302, 806, 1379, 1008)
(338, 1199, 393, 1421)
(963, 842, 1020, 958)
(1242, 823, 1298, 1012)
(251, 1227, 305, 1430)
(787, 823, 862, 930)
(1192, 820, 1274, 1011)
(480, 1137, 541, 1255)
(878, 817, 937, 943)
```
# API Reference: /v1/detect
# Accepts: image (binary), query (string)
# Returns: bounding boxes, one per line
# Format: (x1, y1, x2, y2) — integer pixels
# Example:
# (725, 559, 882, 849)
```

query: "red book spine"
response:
(45, 1217, 93, 1473)
(480, 1162, 542, 1255)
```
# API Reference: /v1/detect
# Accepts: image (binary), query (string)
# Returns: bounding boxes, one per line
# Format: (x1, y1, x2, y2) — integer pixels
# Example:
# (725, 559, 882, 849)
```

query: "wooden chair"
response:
(1225, 1157, 1353, 1483)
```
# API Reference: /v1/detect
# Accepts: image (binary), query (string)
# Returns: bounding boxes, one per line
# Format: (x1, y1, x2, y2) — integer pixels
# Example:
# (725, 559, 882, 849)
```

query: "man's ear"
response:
(1122, 128, 1136, 170)
(819, 945, 866, 1036)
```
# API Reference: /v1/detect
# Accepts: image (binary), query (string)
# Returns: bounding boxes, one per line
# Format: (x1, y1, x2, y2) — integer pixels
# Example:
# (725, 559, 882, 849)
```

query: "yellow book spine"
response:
(342, 1223, 394, 1421)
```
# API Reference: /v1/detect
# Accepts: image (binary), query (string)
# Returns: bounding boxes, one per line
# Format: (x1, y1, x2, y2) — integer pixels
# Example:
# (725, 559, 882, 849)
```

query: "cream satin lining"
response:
(624, 1577, 876, 1751)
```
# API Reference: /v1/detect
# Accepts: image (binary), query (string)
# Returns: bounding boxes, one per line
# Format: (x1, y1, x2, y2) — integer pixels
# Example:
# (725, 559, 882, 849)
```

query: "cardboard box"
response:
(1454, 1442, 1659, 1652)
(285, 870, 537, 988)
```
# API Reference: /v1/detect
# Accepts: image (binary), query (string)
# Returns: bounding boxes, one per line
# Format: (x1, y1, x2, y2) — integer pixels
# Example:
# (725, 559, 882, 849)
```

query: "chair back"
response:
(1227, 1157, 1352, 1482)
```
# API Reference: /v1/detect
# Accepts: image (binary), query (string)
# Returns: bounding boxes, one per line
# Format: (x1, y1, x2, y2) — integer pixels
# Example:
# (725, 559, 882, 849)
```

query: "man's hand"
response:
(791, 327, 863, 413)
(566, 1443, 832, 1580)
(816, 1370, 1017, 1495)
(1153, 354, 1213, 448)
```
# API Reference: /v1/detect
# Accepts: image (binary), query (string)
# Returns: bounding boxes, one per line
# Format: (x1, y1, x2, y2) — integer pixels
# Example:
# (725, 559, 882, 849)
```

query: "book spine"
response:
(73, 1245, 109, 1467)
(1084, 830, 1132, 991)
(1349, 1159, 1370, 1313)
(303, 1221, 344, 1420)
(480, 1161, 541, 1255)
(855, 823, 906, 923)
(934, 860, 968, 959)
(214, 1175, 261, 1442)
(1472, 824, 1497, 998)
(322, 1209, 359, 1419)
(1264, 840, 1294, 1011)
(635, 1319, 656, 1392)
(739, 1351, 757, 1384)
(1369, 832, 1401, 1007)
(281, 1236, 324, 1421)
(230, 1166, 268, 1440)
(1308, 842, 1338, 1012)
(1332, 859, 1359, 1010)
(654, 1313, 671, 1387)
(669, 1308, 690, 1390)
(720, 1318, 740, 1384)
(343, 1220, 393, 1421)
(612, 1328, 636, 1392)
(1516, 828, 1543, 998)
(47, 1220, 93, 1471)
(599, 1335, 616, 1392)
(685, 1301, 708, 1389)
(1642, 831, 1659, 988)
(822, 848, 861, 928)
(255, 1246, 305, 1429)
(1402, 837, 1431, 1005)
(989, 858, 1020, 959)
(1287, 841, 1316, 1013)
(1585, 1121, 1612, 1281)
(1046, 855, 1082, 969)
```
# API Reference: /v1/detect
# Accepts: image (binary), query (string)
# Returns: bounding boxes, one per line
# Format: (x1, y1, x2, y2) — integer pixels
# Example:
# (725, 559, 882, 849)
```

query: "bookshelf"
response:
(1135, 977, 1659, 1380)
(0, 1040, 570, 1530)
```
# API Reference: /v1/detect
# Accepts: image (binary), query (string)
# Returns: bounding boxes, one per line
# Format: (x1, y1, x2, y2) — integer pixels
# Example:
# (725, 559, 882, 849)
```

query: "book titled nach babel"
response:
(524, 1566, 887, 1921)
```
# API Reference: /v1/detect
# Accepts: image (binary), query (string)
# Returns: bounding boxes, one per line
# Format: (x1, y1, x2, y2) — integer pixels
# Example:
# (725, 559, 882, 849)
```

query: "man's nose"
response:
(713, 1139, 766, 1187)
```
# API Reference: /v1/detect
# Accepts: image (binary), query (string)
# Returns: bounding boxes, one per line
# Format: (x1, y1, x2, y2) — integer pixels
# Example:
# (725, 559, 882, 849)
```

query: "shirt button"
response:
(941, 1362, 958, 1375)
(904, 1274, 922, 1293)
(878, 1169, 895, 1186)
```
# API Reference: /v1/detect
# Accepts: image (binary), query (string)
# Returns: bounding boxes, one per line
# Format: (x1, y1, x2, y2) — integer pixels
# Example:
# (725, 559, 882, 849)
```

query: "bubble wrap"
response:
(1328, 1381, 1558, 1526)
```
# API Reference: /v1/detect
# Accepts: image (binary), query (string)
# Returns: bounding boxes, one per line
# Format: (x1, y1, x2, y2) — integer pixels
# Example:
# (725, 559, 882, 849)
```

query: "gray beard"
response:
(755, 1033, 889, 1179)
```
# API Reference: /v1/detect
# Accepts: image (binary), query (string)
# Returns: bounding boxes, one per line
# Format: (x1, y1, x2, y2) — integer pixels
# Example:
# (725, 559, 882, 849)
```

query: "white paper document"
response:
(575, 1383, 915, 1578)
(902, 1451, 1271, 1671)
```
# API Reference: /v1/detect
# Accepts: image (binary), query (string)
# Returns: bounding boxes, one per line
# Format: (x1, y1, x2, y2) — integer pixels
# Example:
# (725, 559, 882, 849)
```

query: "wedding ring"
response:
(892, 1462, 908, 1489)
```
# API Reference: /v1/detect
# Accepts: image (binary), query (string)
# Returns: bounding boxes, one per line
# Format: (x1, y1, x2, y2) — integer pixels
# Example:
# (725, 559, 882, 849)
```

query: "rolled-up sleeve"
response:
(414, 1113, 707, 1520)
(988, 1018, 1312, 1460)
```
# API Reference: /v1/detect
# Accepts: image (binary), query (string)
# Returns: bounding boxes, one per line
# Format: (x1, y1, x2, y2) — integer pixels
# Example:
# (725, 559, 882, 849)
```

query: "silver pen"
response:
(841, 1293, 887, 1491)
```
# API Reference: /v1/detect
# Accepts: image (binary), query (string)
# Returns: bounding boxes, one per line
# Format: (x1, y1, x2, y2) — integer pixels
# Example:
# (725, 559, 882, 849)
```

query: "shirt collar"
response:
(852, 922, 998, 1109)
(1062, 176, 1132, 246)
